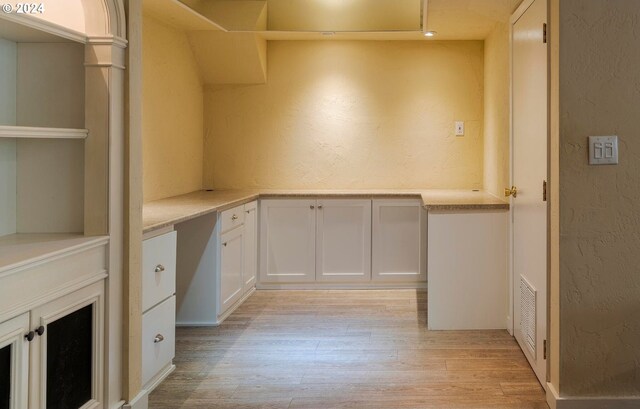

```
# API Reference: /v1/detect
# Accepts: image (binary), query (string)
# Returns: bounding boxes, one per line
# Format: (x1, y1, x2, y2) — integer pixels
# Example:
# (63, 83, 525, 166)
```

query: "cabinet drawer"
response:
(221, 205, 245, 233)
(142, 296, 176, 386)
(142, 231, 177, 312)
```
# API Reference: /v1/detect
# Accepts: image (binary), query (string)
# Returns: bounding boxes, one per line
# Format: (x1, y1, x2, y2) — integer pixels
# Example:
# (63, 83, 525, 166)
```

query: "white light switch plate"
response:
(455, 121, 464, 136)
(589, 135, 618, 165)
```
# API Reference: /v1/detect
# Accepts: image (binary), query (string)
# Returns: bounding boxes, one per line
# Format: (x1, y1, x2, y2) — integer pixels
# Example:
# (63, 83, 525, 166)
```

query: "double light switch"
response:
(589, 135, 618, 165)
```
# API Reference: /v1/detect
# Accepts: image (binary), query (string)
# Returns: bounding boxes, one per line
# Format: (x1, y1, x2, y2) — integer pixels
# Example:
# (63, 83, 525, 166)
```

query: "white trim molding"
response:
(0, 126, 88, 140)
(0, 13, 87, 43)
(123, 390, 148, 409)
(547, 383, 640, 409)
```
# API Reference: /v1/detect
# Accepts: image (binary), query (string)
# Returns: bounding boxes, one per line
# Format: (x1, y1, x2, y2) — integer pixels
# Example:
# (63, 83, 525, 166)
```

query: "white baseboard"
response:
(256, 282, 428, 290)
(144, 364, 176, 393)
(547, 382, 640, 409)
(123, 390, 148, 409)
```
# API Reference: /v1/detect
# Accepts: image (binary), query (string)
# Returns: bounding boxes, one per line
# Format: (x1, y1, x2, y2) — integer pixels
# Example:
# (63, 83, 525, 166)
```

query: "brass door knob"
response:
(504, 186, 518, 198)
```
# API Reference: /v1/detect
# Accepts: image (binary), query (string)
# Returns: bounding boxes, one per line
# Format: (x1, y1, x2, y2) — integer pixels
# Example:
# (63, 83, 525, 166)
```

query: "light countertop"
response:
(143, 189, 508, 233)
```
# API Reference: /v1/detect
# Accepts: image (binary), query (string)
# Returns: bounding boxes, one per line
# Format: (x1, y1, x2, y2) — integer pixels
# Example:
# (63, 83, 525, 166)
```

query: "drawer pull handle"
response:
(155, 265, 165, 273)
(246, 210, 250, 214)
(231, 214, 238, 221)
(310, 205, 315, 209)
(223, 242, 227, 247)
(154, 334, 165, 344)
(318, 205, 323, 209)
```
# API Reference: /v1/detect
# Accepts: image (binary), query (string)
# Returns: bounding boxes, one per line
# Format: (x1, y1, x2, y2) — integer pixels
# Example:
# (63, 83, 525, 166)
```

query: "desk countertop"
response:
(143, 189, 508, 233)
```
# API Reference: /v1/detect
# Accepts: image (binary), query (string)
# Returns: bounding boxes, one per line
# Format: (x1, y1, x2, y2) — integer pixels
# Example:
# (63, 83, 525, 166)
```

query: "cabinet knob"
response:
(318, 205, 323, 209)
(246, 210, 250, 214)
(231, 214, 238, 221)
(154, 334, 165, 344)
(310, 205, 315, 209)
(25, 331, 35, 342)
(35, 326, 45, 336)
(155, 264, 165, 273)
(223, 242, 227, 247)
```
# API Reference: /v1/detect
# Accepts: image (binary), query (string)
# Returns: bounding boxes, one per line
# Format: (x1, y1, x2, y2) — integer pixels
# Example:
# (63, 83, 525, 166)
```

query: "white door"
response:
(371, 199, 426, 282)
(316, 199, 372, 282)
(259, 199, 316, 283)
(243, 201, 258, 292)
(220, 227, 245, 314)
(0, 313, 29, 409)
(511, 0, 548, 386)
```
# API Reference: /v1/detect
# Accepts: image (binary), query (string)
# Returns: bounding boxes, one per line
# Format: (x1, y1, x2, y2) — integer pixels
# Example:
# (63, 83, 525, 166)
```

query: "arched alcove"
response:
(27, 0, 125, 39)
(83, 0, 126, 39)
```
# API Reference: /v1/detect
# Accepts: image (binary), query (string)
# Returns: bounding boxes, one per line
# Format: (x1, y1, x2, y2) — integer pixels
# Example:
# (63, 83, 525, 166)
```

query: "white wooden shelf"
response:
(0, 126, 88, 139)
(0, 233, 108, 275)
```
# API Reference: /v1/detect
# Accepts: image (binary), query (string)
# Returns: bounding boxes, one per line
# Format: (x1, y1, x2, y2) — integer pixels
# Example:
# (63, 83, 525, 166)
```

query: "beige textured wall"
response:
(483, 22, 510, 198)
(204, 41, 484, 190)
(142, 15, 204, 202)
(558, 0, 640, 396)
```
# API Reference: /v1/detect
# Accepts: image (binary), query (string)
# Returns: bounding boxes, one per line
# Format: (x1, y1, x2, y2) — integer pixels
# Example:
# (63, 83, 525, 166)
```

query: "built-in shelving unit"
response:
(0, 18, 88, 261)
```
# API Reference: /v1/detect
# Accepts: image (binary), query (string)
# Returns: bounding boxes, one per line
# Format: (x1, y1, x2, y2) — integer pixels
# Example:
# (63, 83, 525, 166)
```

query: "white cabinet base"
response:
(427, 210, 508, 330)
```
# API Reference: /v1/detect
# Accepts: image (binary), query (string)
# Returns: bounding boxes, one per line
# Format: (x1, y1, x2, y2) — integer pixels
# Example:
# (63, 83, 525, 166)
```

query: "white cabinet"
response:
(142, 296, 176, 386)
(142, 230, 177, 390)
(220, 226, 245, 314)
(243, 201, 258, 292)
(176, 201, 258, 326)
(0, 281, 104, 409)
(260, 198, 426, 287)
(259, 199, 316, 283)
(372, 199, 427, 282)
(316, 199, 372, 282)
(427, 211, 508, 330)
(142, 231, 177, 312)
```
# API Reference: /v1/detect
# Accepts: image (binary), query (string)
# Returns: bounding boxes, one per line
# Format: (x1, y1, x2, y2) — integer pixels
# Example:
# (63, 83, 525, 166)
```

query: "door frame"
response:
(508, 0, 550, 383)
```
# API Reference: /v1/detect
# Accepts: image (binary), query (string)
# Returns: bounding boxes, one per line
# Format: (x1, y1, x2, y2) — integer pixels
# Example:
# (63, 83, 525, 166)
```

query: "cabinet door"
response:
(0, 314, 29, 409)
(220, 227, 245, 315)
(243, 201, 258, 293)
(259, 199, 316, 283)
(372, 200, 427, 282)
(316, 199, 372, 282)
(29, 281, 104, 409)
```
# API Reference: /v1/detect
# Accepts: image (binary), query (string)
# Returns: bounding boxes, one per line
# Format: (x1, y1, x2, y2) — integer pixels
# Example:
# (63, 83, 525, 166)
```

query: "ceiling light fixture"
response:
(424, 31, 437, 37)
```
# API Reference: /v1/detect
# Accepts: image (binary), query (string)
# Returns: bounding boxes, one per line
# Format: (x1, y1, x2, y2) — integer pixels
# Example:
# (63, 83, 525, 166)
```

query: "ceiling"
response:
(427, 0, 524, 39)
(177, 0, 524, 40)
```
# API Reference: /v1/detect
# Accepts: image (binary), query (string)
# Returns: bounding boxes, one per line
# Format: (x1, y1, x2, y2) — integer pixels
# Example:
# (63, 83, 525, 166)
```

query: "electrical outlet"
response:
(455, 121, 465, 136)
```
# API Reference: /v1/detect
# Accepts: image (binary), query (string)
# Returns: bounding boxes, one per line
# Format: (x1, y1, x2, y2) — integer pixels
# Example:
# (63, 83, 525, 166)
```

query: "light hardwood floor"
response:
(149, 290, 548, 409)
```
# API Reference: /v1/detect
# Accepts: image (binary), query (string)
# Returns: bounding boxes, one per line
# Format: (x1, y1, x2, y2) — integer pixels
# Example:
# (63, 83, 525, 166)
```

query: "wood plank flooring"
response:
(149, 290, 548, 409)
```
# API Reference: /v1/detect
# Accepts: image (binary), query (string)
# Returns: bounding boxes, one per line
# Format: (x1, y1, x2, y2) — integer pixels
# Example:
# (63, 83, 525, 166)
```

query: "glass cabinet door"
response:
(0, 314, 29, 409)
(46, 304, 93, 409)
(30, 282, 104, 409)
(0, 344, 11, 409)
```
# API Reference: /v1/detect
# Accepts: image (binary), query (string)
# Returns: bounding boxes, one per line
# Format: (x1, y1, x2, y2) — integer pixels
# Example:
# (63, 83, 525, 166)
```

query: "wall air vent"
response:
(520, 275, 537, 357)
